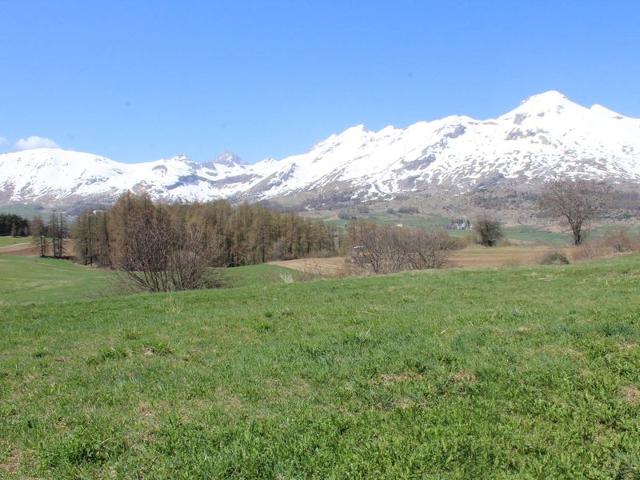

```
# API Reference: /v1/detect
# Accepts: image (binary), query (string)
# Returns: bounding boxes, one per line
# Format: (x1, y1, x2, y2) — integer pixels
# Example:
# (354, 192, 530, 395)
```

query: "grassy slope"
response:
(0, 257, 304, 306)
(0, 237, 31, 248)
(222, 263, 314, 289)
(1, 255, 639, 478)
(0, 256, 117, 305)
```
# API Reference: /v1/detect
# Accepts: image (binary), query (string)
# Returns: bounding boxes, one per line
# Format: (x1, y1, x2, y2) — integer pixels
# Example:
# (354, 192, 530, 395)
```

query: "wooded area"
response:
(72, 192, 339, 290)
(0, 213, 30, 237)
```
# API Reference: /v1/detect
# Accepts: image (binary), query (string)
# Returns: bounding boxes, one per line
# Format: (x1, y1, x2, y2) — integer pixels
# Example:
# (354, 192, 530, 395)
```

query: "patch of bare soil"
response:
(0, 449, 20, 474)
(621, 386, 640, 406)
(449, 370, 477, 384)
(0, 243, 38, 256)
(269, 257, 350, 276)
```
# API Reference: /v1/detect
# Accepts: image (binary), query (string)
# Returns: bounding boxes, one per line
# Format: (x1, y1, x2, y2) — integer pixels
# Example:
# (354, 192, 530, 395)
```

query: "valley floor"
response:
(1, 254, 639, 478)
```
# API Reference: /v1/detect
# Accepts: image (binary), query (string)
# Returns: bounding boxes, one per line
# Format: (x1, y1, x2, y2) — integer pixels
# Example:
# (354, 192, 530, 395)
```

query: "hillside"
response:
(1, 91, 639, 210)
(1, 255, 639, 478)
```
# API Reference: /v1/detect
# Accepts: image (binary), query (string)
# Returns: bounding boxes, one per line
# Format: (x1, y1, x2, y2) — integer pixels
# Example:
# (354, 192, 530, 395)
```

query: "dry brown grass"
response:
(0, 449, 20, 475)
(449, 246, 567, 268)
(621, 386, 640, 406)
(0, 238, 76, 257)
(374, 372, 424, 385)
(269, 257, 352, 277)
(449, 370, 477, 384)
(270, 240, 639, 276)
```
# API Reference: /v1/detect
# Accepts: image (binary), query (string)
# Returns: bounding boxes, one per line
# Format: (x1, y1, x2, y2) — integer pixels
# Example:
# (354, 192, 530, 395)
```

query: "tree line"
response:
(0, 214, 30, 237)
(72, 192, 339, 290)
(30, 213, 68, 258)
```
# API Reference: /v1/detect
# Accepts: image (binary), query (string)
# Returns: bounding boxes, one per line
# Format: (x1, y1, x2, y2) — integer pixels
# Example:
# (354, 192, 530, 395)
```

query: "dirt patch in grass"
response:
(450, 370, 477, 384)
(621, 386, 640, 406)
(0, 449, 21, 474)
(617, 342, 638, 352)
(268, 257, 350, 277)
(375, 372, 424, 385)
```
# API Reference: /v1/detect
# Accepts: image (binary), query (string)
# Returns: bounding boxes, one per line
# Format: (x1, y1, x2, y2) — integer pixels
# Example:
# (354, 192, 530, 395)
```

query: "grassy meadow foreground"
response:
(1, 254, 640, 478)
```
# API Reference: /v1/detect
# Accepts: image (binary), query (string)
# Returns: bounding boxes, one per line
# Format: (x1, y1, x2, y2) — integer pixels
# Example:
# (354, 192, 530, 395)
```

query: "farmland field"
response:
(270, 245, 569, 275)
(1, 253, 639, 478)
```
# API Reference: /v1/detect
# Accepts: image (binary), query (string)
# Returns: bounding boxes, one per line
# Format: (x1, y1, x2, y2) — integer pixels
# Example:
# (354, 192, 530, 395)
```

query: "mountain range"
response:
(1, 91, 639, 209)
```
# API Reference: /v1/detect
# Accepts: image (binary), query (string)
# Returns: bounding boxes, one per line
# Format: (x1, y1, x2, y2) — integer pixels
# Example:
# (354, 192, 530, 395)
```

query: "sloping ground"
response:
(0, 256, 116, 305)
(0, 237, 31, 247)
(1, 256, 639, 478)
(0, 242, 38, 256)
(449, 245, 565, 268)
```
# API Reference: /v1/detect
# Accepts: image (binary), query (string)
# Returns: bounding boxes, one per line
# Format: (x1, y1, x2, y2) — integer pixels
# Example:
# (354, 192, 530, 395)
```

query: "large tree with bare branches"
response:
(540, 179, 611, 245)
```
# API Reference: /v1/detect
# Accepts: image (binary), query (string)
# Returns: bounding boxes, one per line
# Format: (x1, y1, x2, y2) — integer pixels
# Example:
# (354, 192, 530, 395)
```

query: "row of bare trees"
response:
(29, 213, 68, 258)
(471, 179, 614, 248)
(348, 221, 453, 274)
(72, 192, 338, 291)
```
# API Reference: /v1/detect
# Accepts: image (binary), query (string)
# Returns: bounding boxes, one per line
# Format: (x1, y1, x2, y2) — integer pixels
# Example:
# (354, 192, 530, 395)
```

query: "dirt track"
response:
(0, 242, 38, 256)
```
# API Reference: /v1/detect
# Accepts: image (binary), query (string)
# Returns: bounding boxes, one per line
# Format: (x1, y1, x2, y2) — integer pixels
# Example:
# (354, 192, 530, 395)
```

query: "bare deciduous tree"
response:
(540, 179, 611, 245)
(474, 215, 504, 247)
(49, 213, 67, 258)
(348, 221, 451, 274)
(30, 216, 47, 257)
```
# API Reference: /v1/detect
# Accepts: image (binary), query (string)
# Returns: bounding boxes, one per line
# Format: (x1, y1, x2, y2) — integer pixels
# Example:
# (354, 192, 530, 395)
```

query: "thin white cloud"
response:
(0, 136, 7, 146)
(15, 135, 60, 150)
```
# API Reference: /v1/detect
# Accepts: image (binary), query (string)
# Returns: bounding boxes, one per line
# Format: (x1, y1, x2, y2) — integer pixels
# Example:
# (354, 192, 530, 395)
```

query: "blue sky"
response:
(1, 0, 639, 163)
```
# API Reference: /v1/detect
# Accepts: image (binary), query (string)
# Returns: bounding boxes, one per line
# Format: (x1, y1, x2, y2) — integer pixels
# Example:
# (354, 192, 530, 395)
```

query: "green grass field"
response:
(0, 236, 31, 248)
(1, 254, 639, 478)
(0, 256, 118, 305)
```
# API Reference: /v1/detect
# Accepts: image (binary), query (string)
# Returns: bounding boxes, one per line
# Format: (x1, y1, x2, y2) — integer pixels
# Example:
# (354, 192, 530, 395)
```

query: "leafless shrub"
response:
(348, 221, 451, 274)
(540, 179, 612, 245)
(570, 242, 607, 262)
(569, 228, 639, 262)
(538, 251, 570, 265)
(450, 234, 474, 250)
(601, 228, 639, 253)
(473, 214, 504, 247)
(110, 194, 213, 292)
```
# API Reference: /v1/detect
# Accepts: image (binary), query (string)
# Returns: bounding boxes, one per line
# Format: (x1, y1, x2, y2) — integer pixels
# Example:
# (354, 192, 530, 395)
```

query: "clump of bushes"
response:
(398, 206, 419, 215)
(474, 215, 504, 247)
(570, 227, 639, 262)
(601, 228, 639, 253)
(348, 220, 452, 274)
(539, 251, 570, 265)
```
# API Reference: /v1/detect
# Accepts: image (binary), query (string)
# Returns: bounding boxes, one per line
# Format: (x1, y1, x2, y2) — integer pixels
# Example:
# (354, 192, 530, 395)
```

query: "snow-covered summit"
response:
(1, 91, 639, 207)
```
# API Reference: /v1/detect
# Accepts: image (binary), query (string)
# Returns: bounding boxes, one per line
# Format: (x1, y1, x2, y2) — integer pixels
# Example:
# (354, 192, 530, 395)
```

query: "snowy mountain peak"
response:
(1, 91, 639, 208)
(501, 90, 585, 120)
(521, 89, 570, 105)
(213, 151, 245, 167)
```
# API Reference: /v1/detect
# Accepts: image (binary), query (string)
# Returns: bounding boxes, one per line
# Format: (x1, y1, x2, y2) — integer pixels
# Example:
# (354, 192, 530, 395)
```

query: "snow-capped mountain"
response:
(2, 91, 639, 208)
